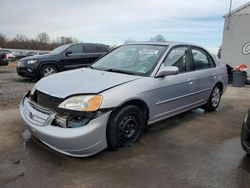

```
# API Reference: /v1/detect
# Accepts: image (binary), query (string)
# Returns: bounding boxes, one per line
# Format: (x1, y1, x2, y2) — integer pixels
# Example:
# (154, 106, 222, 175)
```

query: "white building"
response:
(221, 2, 250, 74)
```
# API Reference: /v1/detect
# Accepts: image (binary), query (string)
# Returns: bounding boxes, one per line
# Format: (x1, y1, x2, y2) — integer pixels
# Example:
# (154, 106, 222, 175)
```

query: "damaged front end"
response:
(27, 89, 111, 128)
(19, 90, 113, 157)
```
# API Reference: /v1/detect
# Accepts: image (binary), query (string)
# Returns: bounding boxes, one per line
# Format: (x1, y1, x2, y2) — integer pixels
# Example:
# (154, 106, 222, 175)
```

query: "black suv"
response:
(17, 43, 110, 79)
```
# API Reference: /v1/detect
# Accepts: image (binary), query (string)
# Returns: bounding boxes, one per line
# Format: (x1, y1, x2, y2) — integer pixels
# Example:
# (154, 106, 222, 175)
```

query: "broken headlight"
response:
(54, 115, 91, 128)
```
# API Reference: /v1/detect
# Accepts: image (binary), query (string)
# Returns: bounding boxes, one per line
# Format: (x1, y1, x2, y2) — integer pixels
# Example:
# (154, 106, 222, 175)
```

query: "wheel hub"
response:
(44, 67, 56, 77)
(118, 115, 139, 146)
(211, 87, 220, 107)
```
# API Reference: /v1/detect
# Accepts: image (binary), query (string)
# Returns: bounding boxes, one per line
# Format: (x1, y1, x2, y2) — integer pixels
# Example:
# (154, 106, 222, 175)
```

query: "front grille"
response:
(31, 90, 63, 111)
(23, 99, 53, 127)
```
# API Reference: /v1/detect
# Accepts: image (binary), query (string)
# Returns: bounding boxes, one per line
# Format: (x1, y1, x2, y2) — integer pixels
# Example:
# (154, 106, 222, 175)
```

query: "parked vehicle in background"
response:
(16, 43, 110, 79)
(19, 42, 228, 157)
(241, 109, 250, 155)
(0, 49, 15, 66)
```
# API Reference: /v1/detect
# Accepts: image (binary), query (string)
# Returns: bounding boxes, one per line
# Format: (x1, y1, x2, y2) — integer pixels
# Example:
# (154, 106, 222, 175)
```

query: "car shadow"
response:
(240, 155, 250, 173)
(14, 77, 36, 83)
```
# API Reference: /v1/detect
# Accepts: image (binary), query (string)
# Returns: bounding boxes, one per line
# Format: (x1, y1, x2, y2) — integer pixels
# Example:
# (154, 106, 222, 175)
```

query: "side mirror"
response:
(155, 66, 179, 78)
(65, 50, 72, 57)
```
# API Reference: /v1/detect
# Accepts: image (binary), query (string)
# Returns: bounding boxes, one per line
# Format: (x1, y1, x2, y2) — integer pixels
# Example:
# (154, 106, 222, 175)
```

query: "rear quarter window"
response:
(191, 47, 215, 70)
(96, 46, 109, 53)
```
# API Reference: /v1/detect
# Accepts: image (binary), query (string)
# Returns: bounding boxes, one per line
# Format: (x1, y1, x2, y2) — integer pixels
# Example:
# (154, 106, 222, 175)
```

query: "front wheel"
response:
(204, 85, 221, 111)
(39, 64, 58, 78)
(107, 105, 145, 149)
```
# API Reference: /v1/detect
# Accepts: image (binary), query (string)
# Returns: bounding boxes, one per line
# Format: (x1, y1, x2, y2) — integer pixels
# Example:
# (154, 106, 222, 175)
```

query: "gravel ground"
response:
(0, 62, 34, 110)
(1, 64, 250, 188)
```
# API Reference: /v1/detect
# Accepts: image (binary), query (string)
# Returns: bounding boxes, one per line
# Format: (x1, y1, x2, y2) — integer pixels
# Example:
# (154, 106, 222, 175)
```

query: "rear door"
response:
(189, 46, 217, 102)
(82, 45, 109, 65)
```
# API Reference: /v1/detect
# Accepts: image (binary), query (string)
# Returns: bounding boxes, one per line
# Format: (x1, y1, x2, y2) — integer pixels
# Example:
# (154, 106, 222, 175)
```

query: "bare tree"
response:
(150, 34, 166, 42)
(124, 37, 136, 44)
(0, 33, 80, 50)
(36, 32, 50, 43)
(0, 33, 7, 47)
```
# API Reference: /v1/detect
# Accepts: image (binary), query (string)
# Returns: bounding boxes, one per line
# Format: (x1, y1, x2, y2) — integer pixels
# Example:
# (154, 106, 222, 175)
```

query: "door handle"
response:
(187, 78, 193, 84)
(212, 73, 217, 79)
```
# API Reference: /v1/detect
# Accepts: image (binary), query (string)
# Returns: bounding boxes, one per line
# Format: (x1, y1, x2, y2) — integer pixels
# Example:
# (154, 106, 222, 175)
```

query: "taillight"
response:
(3, 53, 8, 59)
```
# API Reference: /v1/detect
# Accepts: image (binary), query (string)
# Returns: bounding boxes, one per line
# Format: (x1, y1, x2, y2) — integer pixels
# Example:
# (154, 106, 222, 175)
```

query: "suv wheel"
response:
(107, 105, 145, 149)
(40, 65, 58, 78)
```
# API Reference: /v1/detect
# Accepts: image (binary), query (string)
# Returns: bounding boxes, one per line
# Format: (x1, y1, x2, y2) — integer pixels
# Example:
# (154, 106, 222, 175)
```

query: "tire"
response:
(241, 110, 250, 155)
(39, 64, 58, 78)
(241, 123, 250, 154)
(204, 84, 221, 111)
(107, 105, 145, 149)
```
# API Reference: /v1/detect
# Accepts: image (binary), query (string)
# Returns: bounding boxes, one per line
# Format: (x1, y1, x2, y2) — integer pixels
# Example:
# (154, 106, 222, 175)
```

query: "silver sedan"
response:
(19, 42, 228, 157)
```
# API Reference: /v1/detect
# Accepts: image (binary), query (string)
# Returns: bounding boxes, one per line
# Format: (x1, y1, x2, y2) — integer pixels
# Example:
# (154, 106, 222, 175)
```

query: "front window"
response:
(92, 45, 167, 76)
(49, 44, 72, 54)
(163, 46, 192, 72)
(67, 44, 83, 54)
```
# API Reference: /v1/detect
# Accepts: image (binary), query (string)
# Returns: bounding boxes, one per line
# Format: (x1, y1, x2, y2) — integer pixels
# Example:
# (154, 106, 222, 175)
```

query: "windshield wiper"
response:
(87, 66, 136, 75)
(87, 65, 94, 69)
(104, 68, 136, 75)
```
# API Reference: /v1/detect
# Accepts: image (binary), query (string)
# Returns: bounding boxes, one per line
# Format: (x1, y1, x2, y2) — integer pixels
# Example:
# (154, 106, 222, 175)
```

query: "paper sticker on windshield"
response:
(139, 49, 159, 55)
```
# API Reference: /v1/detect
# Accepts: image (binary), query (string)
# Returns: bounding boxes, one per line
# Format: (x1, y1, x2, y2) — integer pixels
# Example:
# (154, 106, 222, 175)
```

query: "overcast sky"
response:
(0, 0, 249, 52)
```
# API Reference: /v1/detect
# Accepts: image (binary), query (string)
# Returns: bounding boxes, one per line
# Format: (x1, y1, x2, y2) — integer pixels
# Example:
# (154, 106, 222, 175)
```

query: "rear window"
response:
(96, 46, 109, 53)
(84, 46, 97, 53)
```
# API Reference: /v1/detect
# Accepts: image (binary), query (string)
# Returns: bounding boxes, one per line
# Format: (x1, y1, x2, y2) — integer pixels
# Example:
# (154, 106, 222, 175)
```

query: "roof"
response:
(124, 41, 213, 55)
(125, 41, 196, 46)
(126, 41, 204, 47)
(224, 1, 250, 17)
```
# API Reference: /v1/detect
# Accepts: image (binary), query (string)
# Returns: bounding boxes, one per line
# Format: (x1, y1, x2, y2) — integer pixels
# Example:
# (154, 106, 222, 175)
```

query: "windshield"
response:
(49, 44, 71, 54)
(91, 44, 167, 76)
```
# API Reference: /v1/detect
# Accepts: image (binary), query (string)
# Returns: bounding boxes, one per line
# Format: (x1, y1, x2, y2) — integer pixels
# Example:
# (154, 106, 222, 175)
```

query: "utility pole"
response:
(227, 0, 233, 30)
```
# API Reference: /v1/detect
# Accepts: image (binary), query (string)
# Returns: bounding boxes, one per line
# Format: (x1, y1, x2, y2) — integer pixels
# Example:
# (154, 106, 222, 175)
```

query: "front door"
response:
(149, 46, 198, 122)
(59, 44, 86, 70)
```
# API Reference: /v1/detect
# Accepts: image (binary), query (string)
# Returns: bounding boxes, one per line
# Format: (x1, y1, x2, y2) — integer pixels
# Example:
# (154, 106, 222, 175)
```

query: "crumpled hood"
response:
(35, 68, 141, 98)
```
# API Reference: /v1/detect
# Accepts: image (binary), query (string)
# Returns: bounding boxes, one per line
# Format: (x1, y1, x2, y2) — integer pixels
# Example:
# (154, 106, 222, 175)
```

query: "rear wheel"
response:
(204, 85, 221, 111)
(107, 105, 145, 149)
(39, 64, 58, 78)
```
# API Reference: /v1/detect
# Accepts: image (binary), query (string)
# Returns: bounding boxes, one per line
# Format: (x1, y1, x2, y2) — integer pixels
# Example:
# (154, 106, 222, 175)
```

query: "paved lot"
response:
(1, 64, 250, 188)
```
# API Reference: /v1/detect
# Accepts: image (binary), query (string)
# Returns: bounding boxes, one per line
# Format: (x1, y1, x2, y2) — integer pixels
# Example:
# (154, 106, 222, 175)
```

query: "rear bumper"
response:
(19, 94, 111, 157)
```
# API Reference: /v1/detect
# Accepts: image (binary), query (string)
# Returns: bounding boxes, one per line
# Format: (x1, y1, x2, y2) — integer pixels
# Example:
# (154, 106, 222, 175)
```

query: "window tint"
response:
(84, 45, 97, 53)
(191, 48, 214, 69)
(164, 47, 192, 72)
(67, 44, 83, 54)
(96, 46, 109, 52)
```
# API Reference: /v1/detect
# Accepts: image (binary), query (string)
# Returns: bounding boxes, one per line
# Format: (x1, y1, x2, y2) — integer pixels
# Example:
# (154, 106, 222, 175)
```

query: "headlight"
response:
(26, 59, 38, 64)
(58, 95, 103, 112)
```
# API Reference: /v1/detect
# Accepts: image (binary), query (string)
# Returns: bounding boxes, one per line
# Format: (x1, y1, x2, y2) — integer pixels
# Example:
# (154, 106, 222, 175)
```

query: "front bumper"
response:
(16, 66, 37, 78)
(19, 95, 111, 157)
(0, 59, 8, 66)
